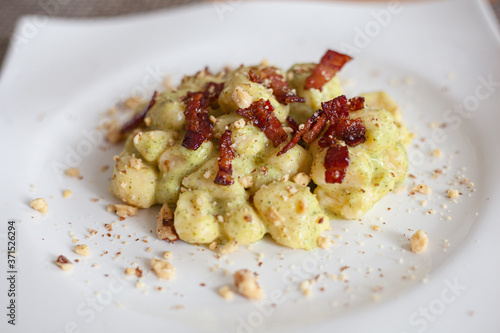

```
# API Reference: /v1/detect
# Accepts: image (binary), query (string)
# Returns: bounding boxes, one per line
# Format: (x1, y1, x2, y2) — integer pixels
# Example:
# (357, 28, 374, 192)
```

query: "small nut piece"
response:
(208, 241, 218, 251)
(293, 172, 311, 187)
(432, 148, 443, 157)
(156, 204, 179, 241)
(128, 157, 143, 171)
(106, 121, 124, 144)
(296, 199, 307, 214)
(113, 204, 138, 218)
(233, 118, 246, 129)
(410, 184, 432, 195)
(56, 255, 73, 271)
(65, 168, 81, 178)
(151, 258, 175, 280)
(317, 236, 331, 249)
(286, 185, 298, 194)
(233, 269, 264, 300)
(218, 241, 238, 255)
(266, 207, 285, 226)
(300, 280, 311, 297)
(74, 244, 90, 256)
(447, 189, 459, 199)
(133, 132, 142, 145)
(124, 96, 142, 110)
(30, 198, 48, 214)
(232, 86, 253, 109)
(218, 285, 234, 300)
(410, 230, 429, 253)
(238, 175, 253, 189)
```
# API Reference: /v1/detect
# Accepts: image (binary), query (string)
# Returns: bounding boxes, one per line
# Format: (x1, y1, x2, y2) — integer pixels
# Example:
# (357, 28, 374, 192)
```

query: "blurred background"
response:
(1, 0, 499, 64)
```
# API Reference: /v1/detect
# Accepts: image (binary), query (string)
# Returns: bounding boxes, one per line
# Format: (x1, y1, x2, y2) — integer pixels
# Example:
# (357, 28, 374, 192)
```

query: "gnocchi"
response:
(109, 51, 410, 250)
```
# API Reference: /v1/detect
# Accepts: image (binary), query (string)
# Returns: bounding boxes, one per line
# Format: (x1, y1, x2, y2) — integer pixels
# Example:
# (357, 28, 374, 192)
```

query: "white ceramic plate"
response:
(1, 0, 499, 332)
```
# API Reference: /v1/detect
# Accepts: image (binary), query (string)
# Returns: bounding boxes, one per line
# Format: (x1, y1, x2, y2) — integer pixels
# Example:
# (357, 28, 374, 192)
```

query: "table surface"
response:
(0, 0, 499, 65)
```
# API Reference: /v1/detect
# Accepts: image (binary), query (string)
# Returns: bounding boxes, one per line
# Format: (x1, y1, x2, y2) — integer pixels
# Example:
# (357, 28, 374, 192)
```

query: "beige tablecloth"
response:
(1, 0, 499, 64)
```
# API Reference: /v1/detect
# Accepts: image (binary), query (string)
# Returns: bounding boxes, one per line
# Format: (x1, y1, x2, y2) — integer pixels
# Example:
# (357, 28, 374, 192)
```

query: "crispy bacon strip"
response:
(332, 118, 366, 146)
(280, 94, 366, 150)
(277, 93, 366, 184)
(286, 116, 299, 132)
(182, 92, 213, 150)
(181, 82, 224, 150)
(318, 125, 335, 148)
(120, 91, 157, 133)
(278, 94, 306, 105)
(249, 68, 305, 105)
(183, 82, 224, 108)
(304, 50, 352, 91)
(318, 118, 366, 148)
(248, 69, 262, 84)
(302, 113, 327, 144)
(347, 96, 365, 111)
(319, 95, 366, 183)
(236, 99, 288, 147)
(321, 95, 349, 121)
(214, 129, 235, 186)
(202, 82, 224, 107)
(324, 144, 349, 183)
(277, 130, 304, 157)
(278, 110, 324, 156)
